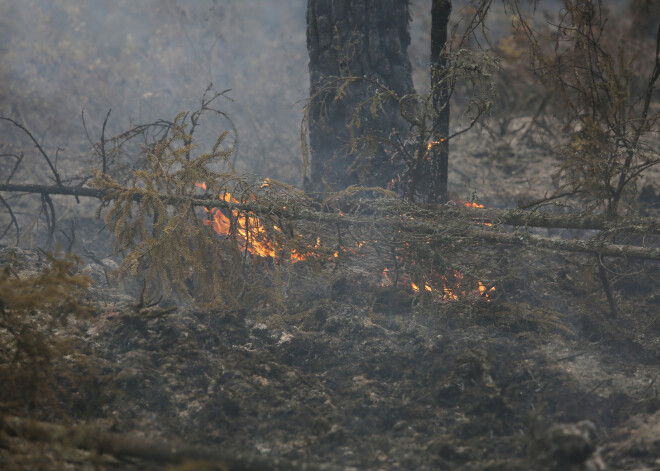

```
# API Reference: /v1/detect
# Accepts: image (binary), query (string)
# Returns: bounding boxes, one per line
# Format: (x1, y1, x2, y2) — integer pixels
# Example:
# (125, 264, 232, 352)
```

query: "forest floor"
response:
(1, 133, 660, 471)
(1, 247, 659, 471)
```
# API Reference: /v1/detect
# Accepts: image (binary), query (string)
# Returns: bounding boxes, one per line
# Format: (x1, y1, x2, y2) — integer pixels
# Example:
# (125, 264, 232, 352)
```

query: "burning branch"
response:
(1, 180, 659, 262)
(2, 182, 659, 236)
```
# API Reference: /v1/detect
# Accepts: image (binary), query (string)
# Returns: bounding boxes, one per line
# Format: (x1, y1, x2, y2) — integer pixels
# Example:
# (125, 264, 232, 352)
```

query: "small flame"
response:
(427, 139, 445, 150)
(197, 182, 313, 261)
(417, 272, 494, 300)
(197, 181, 496, 298)
(411, 281, 433, 293)
(478, 281, 496, 297)
(453, 200, 491, 226)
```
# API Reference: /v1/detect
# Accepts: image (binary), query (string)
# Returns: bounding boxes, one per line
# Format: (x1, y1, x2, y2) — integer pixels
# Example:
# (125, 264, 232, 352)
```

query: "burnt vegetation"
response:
(0, 1, 659, 470)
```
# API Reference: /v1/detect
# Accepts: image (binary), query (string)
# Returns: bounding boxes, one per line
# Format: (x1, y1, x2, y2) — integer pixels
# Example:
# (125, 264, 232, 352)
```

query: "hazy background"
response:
(0, 0, 309, 184)
(0, 0, 575, 186)
(1, 0, 635, 250)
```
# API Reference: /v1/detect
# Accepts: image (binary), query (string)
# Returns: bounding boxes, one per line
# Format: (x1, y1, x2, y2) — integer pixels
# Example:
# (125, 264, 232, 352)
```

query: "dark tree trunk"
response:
(306, 0, 415, 192)
(629, 0, 660, 38)
(426, 0, 452, 202)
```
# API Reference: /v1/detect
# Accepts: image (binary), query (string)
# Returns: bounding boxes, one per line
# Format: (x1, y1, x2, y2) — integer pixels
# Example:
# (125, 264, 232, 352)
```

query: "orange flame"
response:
(454, 200, 491, 226)
(383, 267, 494, 301)
(427, 139, 445, 150)
(411, 281, 433, 293)
(198, 181, 496, 299)
(381, 198, 496, 301)
(198, 181, 311, 261)
(478, 281, 496, 297)
(461, 201, 485, 208)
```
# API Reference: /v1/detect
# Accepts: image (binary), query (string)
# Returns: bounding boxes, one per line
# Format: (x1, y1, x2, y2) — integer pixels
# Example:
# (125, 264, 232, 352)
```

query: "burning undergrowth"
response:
(3, 95, 660, 471)
(89, 102, 504, 312)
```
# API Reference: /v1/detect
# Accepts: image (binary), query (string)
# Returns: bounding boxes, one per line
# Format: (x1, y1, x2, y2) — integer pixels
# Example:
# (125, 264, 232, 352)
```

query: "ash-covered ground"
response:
(1, 242, 659, 470)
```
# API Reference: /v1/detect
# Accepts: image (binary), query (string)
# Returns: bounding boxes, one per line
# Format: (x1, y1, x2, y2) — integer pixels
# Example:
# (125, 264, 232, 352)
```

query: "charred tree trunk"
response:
(425, 0, 452, 203)
(305, 0, 415, 193)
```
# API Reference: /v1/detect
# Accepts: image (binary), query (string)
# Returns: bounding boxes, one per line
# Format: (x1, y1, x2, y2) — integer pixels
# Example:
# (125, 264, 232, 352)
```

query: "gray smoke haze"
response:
(0, 0, 310, 185)
(0, 0, 598, 251)
(0, 0, 571, 186)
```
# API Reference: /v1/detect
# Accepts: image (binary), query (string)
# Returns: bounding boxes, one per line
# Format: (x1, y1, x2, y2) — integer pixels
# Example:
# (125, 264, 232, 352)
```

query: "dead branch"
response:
(449, 206, 660, 235)
(0, 182, 103, 199)
(1, 181, 659, 261)
(0, 116, 62, 186)
(3, 416, 346, 471)
(0, 193, 19, 244)
(467, 229, 660, 261)
(2, 182, 659, 234)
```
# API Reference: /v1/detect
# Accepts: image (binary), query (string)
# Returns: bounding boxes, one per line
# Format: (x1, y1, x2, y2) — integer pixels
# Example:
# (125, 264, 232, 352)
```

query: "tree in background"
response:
(511, 0, 660, 216)
(304, 0, 495, 203)
(423, 0, 452, 202)
(305, 0, 415, 193)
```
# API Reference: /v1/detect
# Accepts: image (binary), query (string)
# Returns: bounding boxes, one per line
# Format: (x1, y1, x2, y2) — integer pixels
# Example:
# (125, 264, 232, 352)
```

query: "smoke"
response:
(0, 0, 554, 185)
(0, 0, 308, 184)
(0, 0, 605, 251)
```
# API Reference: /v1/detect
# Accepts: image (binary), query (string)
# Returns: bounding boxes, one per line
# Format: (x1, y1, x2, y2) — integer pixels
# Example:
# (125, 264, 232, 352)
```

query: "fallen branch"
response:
(3, 182, 660, 234)
(1, 182, 659, 261)
(449, 206, 660, 235)
(0, 182, 102, 199)
(3, 416, 346, 471)
(466, 229, 660, 261)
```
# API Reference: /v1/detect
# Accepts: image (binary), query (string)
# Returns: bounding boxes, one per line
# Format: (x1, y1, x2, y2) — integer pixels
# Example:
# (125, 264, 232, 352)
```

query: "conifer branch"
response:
(1, 181, 659, 261)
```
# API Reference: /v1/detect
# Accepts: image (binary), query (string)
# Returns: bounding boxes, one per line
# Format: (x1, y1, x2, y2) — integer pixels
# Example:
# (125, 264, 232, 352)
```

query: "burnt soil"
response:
(1, 246, 659, 471)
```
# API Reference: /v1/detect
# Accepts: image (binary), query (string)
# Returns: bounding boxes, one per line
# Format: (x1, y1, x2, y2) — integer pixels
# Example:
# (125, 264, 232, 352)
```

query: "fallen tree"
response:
(1, 181, 659, 261)
(1, 110, 658, 316)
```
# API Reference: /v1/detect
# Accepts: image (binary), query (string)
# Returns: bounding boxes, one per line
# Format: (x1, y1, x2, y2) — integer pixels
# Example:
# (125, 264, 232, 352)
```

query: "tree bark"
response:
(425, 0, 452, 202)
(306, 0, 415, 192)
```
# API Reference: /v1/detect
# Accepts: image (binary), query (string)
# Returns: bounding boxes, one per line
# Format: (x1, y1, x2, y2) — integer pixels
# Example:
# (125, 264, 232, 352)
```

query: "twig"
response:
(572, 379, 608, 405)
(556, 351, 587, 362)
(59, 219, 76, 253)
(100, 109, 111, 173)
(1, 151, 24, 184)
(41, 192, 56, 249)
(597, 256, 618, 317)
(0, 116, 62, 186)
(0, 193, 19, 244)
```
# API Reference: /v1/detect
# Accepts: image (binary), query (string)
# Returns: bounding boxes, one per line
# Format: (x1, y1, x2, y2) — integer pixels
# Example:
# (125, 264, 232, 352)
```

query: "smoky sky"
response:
(0, 0, 584, 187)
(0, 0, 310, 184)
